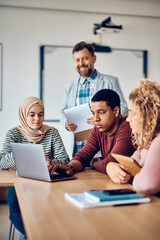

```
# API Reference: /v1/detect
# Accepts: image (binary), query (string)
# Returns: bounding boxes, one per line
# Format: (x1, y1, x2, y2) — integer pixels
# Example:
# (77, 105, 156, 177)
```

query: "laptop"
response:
(11, 143, 76, 182)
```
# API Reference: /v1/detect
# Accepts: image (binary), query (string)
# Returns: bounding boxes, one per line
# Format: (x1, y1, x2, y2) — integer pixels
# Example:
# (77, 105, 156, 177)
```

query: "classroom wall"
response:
(0, 1, 160, 157)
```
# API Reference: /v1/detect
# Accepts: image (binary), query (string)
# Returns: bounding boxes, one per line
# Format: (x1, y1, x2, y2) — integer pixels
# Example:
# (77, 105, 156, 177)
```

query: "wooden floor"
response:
(0, 202, 19, 240)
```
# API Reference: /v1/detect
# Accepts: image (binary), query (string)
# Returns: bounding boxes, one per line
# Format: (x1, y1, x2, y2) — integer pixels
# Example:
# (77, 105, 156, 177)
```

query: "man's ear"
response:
(93, 54, 96, 63)
(113, 106, 120, 117)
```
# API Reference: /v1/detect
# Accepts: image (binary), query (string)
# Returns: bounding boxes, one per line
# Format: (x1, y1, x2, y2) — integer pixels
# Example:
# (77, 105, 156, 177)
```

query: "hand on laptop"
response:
(45, 156, 51, 167)
(48, 164, 74, 176)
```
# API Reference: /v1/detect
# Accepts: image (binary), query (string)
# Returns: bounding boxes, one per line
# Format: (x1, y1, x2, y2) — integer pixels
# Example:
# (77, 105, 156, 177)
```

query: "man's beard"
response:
(77, 66, 93, 77)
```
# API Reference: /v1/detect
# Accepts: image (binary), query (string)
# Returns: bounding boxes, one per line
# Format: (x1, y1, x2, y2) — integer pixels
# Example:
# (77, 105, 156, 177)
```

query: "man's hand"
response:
(48, 164, 74, 176)
(106, 162, 132, 184)
(65, 120, 77, 132)
(86, 116, 95, 125)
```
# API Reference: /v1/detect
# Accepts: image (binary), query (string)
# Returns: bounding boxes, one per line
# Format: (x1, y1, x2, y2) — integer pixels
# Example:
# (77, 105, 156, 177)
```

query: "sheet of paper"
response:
(63, 103, 93, 133)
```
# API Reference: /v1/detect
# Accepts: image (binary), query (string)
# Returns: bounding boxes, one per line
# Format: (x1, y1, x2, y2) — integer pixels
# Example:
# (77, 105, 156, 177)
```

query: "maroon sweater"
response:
(72, 116, 135, 174)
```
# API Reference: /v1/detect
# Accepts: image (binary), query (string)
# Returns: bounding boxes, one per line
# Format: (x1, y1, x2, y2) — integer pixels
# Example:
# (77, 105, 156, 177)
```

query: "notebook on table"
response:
(11, 143, 76, 182)
(65, 189, 150, 209)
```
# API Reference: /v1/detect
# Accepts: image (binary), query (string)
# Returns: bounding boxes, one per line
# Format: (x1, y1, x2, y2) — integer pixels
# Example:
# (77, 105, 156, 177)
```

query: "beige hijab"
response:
(17, 96, 51, 143)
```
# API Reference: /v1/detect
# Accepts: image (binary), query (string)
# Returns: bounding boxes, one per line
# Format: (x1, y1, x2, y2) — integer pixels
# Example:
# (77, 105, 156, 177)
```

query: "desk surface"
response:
(0, 169, 18, 186)
(3, 169, 158, 240)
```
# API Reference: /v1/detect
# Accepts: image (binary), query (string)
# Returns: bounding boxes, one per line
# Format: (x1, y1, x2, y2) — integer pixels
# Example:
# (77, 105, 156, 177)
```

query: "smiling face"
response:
(126, 100, 140, 135)
(73, 48, 96, 78)
(26, 104, 44, 130)
(91, 101, 120, 135)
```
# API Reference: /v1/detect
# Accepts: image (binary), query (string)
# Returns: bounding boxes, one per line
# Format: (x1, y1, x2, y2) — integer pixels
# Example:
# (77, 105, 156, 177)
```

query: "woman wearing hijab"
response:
(0, 96, 69, 240)
(0, 96, 69, 169)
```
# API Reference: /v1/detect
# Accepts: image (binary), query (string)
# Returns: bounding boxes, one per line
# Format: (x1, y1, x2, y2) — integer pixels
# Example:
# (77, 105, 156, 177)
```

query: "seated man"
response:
(50, 89, 135, 183)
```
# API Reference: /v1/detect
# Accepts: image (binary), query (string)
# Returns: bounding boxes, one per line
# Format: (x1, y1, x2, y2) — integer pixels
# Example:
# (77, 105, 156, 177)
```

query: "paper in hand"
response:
(64, 103, 93, 133)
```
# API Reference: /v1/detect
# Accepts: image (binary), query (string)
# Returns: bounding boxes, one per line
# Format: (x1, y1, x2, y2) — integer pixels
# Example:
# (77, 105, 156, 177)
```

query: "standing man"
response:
(60, 41, 128, 157)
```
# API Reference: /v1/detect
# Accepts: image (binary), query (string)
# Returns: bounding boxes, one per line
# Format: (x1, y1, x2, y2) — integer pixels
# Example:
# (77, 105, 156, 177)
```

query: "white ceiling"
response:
(0, 0, 160, 17)
(122, 0, 160, 2)
(113, 0, 160, 2)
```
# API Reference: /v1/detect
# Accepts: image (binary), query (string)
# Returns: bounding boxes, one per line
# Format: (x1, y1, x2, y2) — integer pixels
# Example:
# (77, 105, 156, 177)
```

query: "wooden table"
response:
(1, 169, 160, 240)
(0, 169, 18, 186)
(0, 169, 18, 201)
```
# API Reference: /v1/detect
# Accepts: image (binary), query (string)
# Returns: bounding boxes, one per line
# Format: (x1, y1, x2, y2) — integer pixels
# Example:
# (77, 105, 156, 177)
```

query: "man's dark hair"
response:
(91, 89, 120, 110)
(72, 41, 95, 56)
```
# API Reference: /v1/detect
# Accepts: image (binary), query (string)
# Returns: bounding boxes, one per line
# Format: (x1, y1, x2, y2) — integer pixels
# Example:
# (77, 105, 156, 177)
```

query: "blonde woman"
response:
(107, 79, 160, 194)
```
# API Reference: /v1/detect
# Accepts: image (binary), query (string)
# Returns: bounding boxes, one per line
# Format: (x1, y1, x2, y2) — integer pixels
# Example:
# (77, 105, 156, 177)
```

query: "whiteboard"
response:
(40, 45, 147, 121)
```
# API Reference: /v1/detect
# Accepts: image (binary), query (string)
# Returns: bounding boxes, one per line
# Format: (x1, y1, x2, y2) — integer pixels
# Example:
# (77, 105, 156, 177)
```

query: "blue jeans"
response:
(6, 186, 26, 236)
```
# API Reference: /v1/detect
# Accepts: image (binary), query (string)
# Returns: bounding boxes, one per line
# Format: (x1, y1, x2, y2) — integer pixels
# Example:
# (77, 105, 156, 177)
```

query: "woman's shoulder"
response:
(151, 135, 160, 145)
(45, 126, 59, 135)
(6, 127, 25, 138)
(3, 127, 24, 143)
(6, 127, 21, 135)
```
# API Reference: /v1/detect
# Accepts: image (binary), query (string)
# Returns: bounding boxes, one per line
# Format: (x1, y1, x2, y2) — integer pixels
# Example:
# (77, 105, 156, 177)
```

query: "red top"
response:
(72, 116, 135, 174)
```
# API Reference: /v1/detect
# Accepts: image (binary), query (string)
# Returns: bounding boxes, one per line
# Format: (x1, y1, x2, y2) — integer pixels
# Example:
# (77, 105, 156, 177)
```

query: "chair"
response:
(8, 221, 15, 240)
(6, 187, 26, 240)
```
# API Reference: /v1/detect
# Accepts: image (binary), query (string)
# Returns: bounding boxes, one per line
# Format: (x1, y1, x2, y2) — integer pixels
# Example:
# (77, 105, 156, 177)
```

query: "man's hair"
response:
(91, 89, 120, 110)
(72, 41, 95, 56)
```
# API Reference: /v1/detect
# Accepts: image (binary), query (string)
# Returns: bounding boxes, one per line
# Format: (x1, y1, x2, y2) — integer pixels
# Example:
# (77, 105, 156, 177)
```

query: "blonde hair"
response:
(129, 79, 160, 151)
